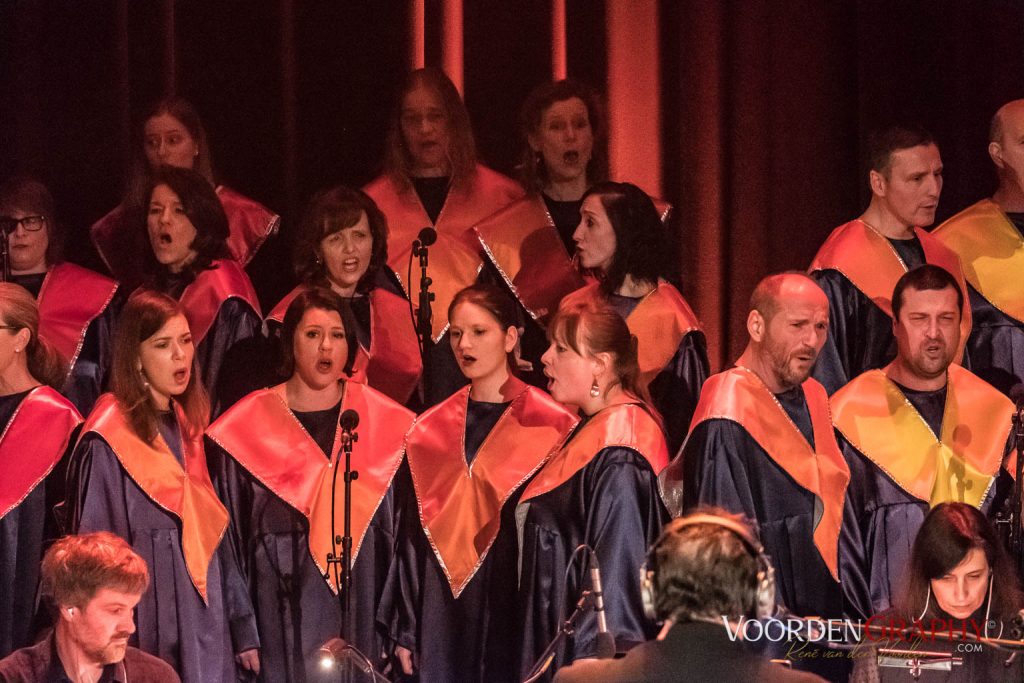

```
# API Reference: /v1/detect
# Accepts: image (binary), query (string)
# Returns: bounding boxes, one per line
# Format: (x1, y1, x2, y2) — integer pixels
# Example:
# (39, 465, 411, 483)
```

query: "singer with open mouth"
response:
(383, 284, 577, 681)
(67, 290, 260, 683)
(136, 165, 262, 416)
(208, 287, 415, 681)
(516, 297, 669, 680)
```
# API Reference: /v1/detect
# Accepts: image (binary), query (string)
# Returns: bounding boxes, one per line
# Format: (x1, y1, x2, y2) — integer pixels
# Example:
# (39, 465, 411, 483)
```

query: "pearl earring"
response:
(590, 378, 601, 398)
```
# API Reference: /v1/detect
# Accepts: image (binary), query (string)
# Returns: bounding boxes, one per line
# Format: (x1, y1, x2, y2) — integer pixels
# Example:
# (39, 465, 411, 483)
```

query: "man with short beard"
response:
(661, 273, 867, 630)
(0, 532, 179, 682)
(831, 264, 1015, 615)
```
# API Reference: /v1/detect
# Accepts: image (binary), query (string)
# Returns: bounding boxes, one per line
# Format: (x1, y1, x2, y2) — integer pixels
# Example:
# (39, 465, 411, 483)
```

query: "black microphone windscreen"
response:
(417, 227, 437, 247)
(339, 409, 360, 432)
(1010, 383, 1024, 407)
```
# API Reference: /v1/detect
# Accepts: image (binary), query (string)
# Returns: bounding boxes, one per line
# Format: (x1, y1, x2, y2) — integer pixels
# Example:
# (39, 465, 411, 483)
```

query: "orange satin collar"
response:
(0, 387, 81, 521)
(562, 282, 702, 391)
(404, 380, 578, 597)
(521, 400, 669, 503)
(215, 186, 280, 267)
(82, 394, 227, 602)
(809, 220, 972, 362)
(933, 199, 1024, 325)
(179, 259, 261, 345)
(831, 366, 1013, 508)
(37, 263, 118, 380)
(473, 194, 584, 324)
(207, 382, 414, 590)
(365, 166, 524, 340)
(689, 368, 850, 580)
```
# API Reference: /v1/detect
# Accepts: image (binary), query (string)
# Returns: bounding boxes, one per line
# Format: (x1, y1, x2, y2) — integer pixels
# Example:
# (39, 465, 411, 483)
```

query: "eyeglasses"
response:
(0, 216, 47, 234)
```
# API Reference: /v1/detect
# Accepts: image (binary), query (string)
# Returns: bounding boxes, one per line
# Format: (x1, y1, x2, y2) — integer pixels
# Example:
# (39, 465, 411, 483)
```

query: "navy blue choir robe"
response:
(71, 398, 259, 683)
(13, 263, 121, 416)
(207, 382, 414, 682)
(832, 366, 1014, 614)
(809, 220, 972, 395)
(932, 201, 1024, 396)
(516, 401, 669, 681)
(382, 382, 577, 682)
(0, 387, 81, 659)
(153, 259, 262, 416)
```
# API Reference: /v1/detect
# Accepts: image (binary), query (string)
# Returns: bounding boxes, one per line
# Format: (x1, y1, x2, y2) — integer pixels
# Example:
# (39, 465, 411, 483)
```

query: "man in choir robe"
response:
(809, 125, 971, 394)
(831, 264, 1014, 614)
(932, 99, 1024, 395)
(661, 273, 866, 622)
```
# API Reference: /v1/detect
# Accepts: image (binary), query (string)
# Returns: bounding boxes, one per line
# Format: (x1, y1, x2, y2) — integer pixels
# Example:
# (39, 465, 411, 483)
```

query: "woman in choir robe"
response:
(266, 186, 421, 405)
(208, 287, 416, 681)
(140, 165, 262, 415)
(855, 503, 1024, 682)
(0, 283, 82, 659)
(69, 290, 260, 682)
(561, 182, 709, 454)
(0, 177, 120, 416)
(473, 79, 605, 388)
(365, 68, 523, 406)
(517, 297, 670, 680)
(90, 97, 280, 292)
(385, 283, 578, 682)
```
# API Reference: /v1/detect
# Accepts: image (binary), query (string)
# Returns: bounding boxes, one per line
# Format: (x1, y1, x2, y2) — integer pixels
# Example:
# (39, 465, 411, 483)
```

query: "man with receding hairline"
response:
(809, 125, 972, 395)
(932, 99, 1024, 395)
(832, 264, 1014, 614)
(662, 273, 867, 634)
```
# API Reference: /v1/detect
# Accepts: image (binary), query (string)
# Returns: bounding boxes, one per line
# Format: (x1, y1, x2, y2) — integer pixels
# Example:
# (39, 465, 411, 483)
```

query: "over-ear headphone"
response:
(640, 513, 776, 621)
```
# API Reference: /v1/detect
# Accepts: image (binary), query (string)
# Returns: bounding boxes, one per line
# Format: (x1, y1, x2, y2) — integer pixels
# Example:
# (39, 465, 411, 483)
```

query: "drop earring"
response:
(590, 377, 601, 398)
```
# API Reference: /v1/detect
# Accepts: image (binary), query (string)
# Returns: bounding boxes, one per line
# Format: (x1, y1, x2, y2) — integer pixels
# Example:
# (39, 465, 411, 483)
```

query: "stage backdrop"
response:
(2, 0, 1022, 367)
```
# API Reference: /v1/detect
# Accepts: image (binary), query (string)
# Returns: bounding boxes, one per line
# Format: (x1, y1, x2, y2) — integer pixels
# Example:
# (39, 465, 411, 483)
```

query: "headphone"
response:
(640, 513, 776, 621)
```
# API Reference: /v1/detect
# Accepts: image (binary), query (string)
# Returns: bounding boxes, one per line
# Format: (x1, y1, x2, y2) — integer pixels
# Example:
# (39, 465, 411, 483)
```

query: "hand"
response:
(236, 648, 260, 676)
(514, 331, 534, 373)
(395, 645, 415, 675)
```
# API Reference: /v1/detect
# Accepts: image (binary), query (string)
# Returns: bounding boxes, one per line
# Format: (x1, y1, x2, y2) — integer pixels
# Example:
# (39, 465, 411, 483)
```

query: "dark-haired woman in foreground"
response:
(855, 502, 1024, 682)
(517, 298, 669, 680)
(384, 284, 578, 681)
(70, 290, 259, 682)
(0, 284, 82, 659)
(209, 288, 415, 681)
(560, 182, 708, 453)
(139, 165, 262, 414)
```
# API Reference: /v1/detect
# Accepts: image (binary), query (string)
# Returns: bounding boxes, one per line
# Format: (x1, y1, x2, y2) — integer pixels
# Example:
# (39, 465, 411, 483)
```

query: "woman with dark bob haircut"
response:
(90, 96, 279, 288)
(854, 502, 1024, 681)
(0, 176, 120, 415)
(136, 165, 262, 415)
(266, 185, 421, 404)
(364, 68, 523, 406)
(209, 287, 415, 680)
(559, 181, 709, 454)
(383, 283, 578, 681)
(68, 290, 260, 683)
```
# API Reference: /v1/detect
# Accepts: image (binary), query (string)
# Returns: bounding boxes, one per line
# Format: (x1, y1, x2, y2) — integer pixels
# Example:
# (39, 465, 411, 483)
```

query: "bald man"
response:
(661, 273, 867, 626)
(932, 99, 1024, 395)
(809, 125, 972, 395)
(832, 265, 1014, 614)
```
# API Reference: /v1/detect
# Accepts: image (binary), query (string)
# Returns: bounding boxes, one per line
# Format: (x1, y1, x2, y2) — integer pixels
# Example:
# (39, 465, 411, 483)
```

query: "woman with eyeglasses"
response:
(0, 283, 82, 660)
(0, 177, 121, 416)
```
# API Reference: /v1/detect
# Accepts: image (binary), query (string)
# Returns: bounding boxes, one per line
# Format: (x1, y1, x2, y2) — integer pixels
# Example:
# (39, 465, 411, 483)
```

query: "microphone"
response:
(415, 226, 437, 247)
(339, 409, 360, 433)
(316, 637, 371, 674)
(589, 551, 616, 659)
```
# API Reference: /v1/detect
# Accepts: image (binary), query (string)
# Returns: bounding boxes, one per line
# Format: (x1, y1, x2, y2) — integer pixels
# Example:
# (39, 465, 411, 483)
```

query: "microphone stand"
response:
(522, 591, 593, 683)
(326, 420, 359, 677)
(1011, 402, 1024, 578)
(412, 234, 434, 396)
(1, 227, 10, 282)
